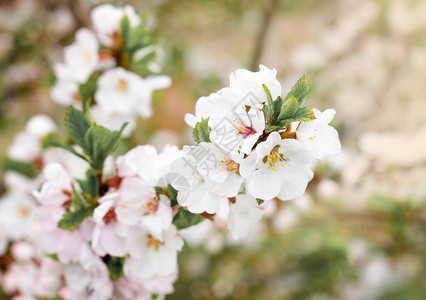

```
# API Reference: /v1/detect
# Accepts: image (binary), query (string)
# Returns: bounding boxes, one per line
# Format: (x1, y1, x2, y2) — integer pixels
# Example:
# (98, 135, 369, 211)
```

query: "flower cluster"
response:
(177, 65, 341, 239)
(51, 4, 171, 137)
(0, 3, 342, 299)
(29, 145, 184, 299)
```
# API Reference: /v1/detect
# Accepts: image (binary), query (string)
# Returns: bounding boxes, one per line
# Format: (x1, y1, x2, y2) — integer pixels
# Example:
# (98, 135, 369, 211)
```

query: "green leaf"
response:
(107, 256, 125, 280)
(265, 124, 283, 133)
(192, 118, 210, 143)
(285, 75, 311, 105)
(58, 210, 86, 231)
(154, 186, 165, 194)
(120, 15, 131, 50)
(79, 73, 99, 111)
(128, 23, 156, 53)
(256, 198, 265, 205)
(263, 93, 315, 133)
(71, 190, 90, 211)
(262, 84, 275, 124)
(127, 51, 157, 76)
(167, 184, 179, 207)
(46, 253, 59, 261)
(50, 142, 90, 163)
(3, 158, 38, 178)
(65, 106, 90, 149)
(83, 123, 127, 170)
(276, 96, 315, 126)
(41, 132, 65, 149)
(77, 171, 99, 200)
(173, 208, 204, 230)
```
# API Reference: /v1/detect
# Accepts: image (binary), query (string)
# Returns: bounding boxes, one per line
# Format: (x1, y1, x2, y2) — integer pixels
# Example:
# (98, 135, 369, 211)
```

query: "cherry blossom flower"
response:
(95, 67, 171, 119)
(92, 192, 129, 257)
(91, 4, 140, 47)
(240, 132, 315, 201)
(32, 163, 73, 207)
(227, 194, 264, 239)
(0, 193, 36, 240)
(54, 28, 99, 84)
(124, 226, 183, 281)
(116, 144, 182, 184)
(296, 108, 342, 159)
(171, 146, 227, 213)
(116, 177, 172, 239)
(8, 115, 56, 162)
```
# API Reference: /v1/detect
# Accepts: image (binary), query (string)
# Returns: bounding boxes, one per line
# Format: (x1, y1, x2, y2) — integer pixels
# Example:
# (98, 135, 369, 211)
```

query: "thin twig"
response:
(249, 0, 279, 71)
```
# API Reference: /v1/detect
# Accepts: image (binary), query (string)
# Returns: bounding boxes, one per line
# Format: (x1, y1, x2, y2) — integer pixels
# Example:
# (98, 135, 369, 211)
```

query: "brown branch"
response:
(249, 0, 279, 71)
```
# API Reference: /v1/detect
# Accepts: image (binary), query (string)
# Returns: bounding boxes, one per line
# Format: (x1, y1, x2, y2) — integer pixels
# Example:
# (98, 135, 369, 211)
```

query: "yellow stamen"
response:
(117, 79, 128, 92)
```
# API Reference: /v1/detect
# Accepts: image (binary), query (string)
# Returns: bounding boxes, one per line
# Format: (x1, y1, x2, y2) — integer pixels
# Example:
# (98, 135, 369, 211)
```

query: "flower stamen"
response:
(218, 158, 239, 175)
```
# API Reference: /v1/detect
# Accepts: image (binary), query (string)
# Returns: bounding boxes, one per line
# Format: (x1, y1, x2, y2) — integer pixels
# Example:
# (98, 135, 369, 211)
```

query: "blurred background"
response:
(1, 0, 426, 299)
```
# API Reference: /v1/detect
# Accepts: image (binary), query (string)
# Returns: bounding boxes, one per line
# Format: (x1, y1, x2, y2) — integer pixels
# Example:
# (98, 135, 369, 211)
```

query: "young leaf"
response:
(167, 184, 179, 207)
(46, 253, 59, 261)
(276, 96, 315, 126)
(83, 123, 127, 170)
(2, 158, 38, 178)
(107, 256, 125, 280)
(79, 73, 99, 111)
(262, 84, 275, 123)
(71, 190, 90, 211)
(58, 210, 86, 231)
(127, 51, 157, 76)
(50, 142, 90, 163)
(119, 15, 131, 50)
(285, 75, 311, 105)
(77, 172, 99, 200)
(173, 208, 204, 230)
(65, 106, 90, 149)
(41, 132, 65, 149)
(277, 96, 300, 121)
(192, 118, 210, 143)
(128, 24, 156, 54)
(278, 107, 315, 126)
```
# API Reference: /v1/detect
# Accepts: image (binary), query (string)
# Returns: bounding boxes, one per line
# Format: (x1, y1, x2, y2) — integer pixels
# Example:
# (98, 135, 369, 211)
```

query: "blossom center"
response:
(84, 51, 92, 64)
(17, 206, 29, 218)
(103, 207, 117, 224)
(219, 158, 239, 175)
(147, 236, 162, 249)
(232, 117, 255, 137)
(117, 79, 128, 92)
(143, 198, 159, 214)
(265, 147, 287, 172)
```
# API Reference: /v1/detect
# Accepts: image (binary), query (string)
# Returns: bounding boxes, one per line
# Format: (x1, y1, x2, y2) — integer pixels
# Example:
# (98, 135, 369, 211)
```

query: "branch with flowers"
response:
(0, 4, 341, 300)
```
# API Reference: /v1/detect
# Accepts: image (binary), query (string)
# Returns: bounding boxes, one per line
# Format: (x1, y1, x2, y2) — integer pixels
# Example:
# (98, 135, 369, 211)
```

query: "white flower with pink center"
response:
(92, 192, 129, 257)
(115, 177, 172, 239)
(210, 105, 265, 158)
